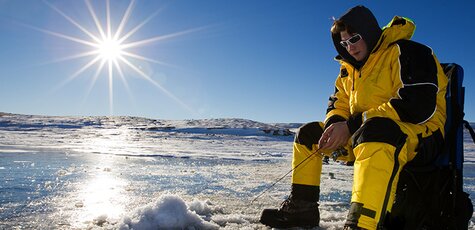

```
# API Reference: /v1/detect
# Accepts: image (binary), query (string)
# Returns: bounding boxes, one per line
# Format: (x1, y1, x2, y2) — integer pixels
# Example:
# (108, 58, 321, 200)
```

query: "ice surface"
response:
(0, 113, 474, 229)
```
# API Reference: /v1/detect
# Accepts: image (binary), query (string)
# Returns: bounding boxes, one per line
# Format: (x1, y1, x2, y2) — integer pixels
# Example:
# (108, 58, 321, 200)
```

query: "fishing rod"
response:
(250, 147, 322, 204)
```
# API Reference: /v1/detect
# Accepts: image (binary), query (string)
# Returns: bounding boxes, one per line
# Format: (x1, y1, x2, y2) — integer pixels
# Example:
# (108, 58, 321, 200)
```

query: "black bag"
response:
(385, 63, 474, 229)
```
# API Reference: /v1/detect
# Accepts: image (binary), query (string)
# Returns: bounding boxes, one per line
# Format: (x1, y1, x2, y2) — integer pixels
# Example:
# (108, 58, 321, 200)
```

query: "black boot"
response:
(260, 196, 320, 229)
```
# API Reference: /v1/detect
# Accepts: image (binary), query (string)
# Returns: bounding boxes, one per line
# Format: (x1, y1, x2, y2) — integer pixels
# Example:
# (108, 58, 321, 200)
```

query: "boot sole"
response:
(260, 208, 319, 229)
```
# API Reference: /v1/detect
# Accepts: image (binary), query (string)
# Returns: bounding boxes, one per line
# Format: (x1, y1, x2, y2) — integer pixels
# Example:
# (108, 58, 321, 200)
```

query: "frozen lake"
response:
(0, 113, 473, 229)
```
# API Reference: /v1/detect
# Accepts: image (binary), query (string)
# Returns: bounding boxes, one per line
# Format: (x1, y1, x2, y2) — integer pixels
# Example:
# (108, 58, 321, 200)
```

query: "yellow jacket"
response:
(325, 17, 447, 136)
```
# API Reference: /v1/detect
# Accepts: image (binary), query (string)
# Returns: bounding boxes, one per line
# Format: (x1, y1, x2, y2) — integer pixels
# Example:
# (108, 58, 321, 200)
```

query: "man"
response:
(260, 5, 447, 230)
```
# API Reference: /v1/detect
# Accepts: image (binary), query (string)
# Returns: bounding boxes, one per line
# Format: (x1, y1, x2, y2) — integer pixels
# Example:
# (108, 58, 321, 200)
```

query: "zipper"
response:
(352, 68, 362, 91)
(352, 69, 356, 91)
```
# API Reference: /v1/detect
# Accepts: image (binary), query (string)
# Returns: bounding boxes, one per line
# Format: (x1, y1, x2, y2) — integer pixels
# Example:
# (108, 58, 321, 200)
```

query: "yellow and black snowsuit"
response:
(291, 7, 447, 230)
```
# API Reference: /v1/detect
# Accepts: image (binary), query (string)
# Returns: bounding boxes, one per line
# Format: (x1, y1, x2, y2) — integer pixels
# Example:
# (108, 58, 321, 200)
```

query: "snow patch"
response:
(188, 199, 223, 215)
(117, 194, 219, 230)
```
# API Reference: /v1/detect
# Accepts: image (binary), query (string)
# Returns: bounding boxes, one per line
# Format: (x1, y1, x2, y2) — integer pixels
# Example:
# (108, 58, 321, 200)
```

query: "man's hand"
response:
(318, 121, 351, 151)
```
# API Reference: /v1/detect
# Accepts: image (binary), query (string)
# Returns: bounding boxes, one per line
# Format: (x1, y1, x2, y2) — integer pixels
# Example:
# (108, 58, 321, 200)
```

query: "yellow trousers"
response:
(291, 118, 436, 229)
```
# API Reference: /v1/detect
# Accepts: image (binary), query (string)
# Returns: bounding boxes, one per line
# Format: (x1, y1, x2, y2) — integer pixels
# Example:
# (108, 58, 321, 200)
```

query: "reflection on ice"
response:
(68, 155, 128, 228)
(75, 173, 125, 225)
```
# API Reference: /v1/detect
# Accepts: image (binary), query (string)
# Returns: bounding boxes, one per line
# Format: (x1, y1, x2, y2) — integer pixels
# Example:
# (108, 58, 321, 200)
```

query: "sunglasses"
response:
(340, 34, 362, 48)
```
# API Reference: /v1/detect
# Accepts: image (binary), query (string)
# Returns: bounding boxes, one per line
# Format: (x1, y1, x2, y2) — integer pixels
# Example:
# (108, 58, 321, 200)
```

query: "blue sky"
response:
(0, 0, 473, 123)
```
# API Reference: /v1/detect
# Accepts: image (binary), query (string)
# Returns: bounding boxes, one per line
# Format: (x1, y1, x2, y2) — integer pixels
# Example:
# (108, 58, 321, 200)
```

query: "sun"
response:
(96, 37, 123, 62)
(30, 0, 204, 115)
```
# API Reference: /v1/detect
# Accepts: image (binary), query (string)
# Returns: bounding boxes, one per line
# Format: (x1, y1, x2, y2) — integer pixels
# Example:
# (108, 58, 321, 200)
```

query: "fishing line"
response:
(250, 147, 321, 204)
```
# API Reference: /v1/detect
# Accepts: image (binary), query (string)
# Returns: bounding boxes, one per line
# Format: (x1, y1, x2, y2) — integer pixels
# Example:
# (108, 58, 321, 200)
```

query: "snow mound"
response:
(117, 194, 219, 230)
(188, 199, 223, 215)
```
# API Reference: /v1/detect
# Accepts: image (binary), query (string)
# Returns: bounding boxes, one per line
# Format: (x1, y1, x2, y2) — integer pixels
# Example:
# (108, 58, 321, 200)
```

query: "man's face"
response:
(340, 31, 368, 61)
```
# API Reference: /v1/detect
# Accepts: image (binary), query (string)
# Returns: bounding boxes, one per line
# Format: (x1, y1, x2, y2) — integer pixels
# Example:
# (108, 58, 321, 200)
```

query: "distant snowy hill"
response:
(0, 112, 301, 161)
(0, 112, 299, 137)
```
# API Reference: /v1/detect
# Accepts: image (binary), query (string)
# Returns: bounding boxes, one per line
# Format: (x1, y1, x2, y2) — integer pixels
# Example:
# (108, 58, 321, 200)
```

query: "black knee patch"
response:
(295, 122, 324, 150)
(352, 117, 406, 148)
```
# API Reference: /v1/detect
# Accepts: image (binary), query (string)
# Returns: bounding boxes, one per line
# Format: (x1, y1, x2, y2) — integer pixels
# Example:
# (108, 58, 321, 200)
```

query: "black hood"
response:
(332, 6, 382, 68)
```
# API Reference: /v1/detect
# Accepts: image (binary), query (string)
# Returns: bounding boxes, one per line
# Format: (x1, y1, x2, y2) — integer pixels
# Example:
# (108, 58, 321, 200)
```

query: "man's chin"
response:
(351, 53, 363, 61)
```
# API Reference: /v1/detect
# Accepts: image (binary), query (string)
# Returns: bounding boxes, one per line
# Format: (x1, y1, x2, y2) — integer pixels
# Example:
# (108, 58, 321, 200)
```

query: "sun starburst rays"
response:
(95, 37, 123, 62)
(37, 0, 199, 115)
